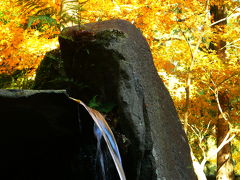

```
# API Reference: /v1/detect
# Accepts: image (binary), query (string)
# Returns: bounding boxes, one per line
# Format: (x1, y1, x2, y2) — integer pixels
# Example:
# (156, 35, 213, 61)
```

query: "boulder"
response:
(59, 19, 196, 179)
(0, 89, 99, 180)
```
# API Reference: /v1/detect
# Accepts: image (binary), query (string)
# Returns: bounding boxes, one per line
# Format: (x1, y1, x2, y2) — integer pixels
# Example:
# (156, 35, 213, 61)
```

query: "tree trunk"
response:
(216, 91, 234, 180)
(183, 74, 190, 133)
(191, 150, 207, 180)
(210, 2, 235, 179)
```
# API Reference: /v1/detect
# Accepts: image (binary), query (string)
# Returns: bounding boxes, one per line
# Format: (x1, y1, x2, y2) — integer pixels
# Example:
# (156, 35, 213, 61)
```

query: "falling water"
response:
(69, 97, 126, 180)
(94, 123, 107, 180)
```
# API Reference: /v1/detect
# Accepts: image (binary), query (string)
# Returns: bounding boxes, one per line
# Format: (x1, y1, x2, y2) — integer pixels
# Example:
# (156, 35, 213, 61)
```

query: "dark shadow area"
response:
(0, 90, 98, 180)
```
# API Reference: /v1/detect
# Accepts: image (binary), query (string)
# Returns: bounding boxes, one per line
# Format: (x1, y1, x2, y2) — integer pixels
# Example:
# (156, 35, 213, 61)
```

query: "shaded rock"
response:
(34, 49, 85, 92)
(0, 73, 12, 88)
(59, 19, 197, 179)
(0, 89, 98, 180)
(34, 49, 65, 89)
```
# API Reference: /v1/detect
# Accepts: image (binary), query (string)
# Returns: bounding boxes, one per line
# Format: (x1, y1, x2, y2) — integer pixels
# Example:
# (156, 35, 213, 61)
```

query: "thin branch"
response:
(216, 72, 239, 88)
(203, 120, 212, 135)
(214, 89, 228, 121)
(154, 37, 184, 42)
(216, 133, 235, 155)
(227, 6, 240, 17)
(209, 6, 240, 27)
(228, 38, 240, 46)
(193, 0, 210, 56)
(178, 25, 194, 63)
(210, 17, 227, 27)
(188, 124, 199, 136)
(208, 132, 235, 160)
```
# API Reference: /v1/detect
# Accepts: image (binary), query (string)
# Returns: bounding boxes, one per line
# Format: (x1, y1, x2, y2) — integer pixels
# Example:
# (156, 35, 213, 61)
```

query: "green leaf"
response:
(99, 103, 116, 114)
(27, 15, 57, 29)
(88, 96, 116, 113)
(88, 96, 100, 109)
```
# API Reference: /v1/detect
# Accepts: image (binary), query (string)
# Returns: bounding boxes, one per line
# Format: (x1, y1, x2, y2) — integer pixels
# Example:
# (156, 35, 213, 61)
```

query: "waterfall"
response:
(69, 97, 126, 180)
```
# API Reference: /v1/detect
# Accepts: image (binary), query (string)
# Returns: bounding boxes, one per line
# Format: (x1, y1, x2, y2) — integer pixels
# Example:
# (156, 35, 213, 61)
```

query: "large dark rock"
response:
(0, 90, 100, 180)
(59, 19, 197, 179)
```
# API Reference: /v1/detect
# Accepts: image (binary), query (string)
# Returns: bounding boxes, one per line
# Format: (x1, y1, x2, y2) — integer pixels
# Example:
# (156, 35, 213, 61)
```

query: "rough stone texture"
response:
(59, 19, 197, 179)
(34, 49, 66, 89)
(0, 89, 99, 180)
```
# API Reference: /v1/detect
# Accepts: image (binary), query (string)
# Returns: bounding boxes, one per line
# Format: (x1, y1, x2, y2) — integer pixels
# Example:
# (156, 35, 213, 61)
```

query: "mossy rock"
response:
(34, 49, 64, 89)
(34, 49, 85, 92)
(0, 74, 12, 88)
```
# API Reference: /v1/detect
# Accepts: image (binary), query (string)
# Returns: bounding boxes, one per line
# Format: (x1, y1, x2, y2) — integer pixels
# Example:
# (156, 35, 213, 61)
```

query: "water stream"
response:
(69, 97, 126, 180)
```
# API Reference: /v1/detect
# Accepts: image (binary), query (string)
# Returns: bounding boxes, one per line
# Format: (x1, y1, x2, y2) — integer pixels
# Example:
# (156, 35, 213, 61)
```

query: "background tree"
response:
(0, 0, 59, 88)
(210, 1, 235, 179)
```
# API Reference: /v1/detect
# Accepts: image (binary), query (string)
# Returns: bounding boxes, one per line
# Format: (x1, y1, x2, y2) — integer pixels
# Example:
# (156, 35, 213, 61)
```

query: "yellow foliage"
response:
(0, 0, 59, 76)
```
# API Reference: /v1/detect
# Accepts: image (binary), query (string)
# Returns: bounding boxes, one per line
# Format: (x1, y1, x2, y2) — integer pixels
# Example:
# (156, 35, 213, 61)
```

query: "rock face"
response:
(34, 49, 66, 89)
(59, 19, 197, 179)
(0, 90, 99, 180)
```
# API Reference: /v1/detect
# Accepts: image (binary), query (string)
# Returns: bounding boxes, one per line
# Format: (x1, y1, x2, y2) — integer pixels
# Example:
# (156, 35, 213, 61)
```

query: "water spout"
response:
(69, 97, 126, 180)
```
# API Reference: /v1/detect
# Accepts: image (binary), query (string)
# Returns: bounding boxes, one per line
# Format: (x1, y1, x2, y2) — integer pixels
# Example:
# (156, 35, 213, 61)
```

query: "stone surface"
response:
(34, 49, 65, 89)
(0, 89, 99, 180)
(59, 19, 197, 179)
